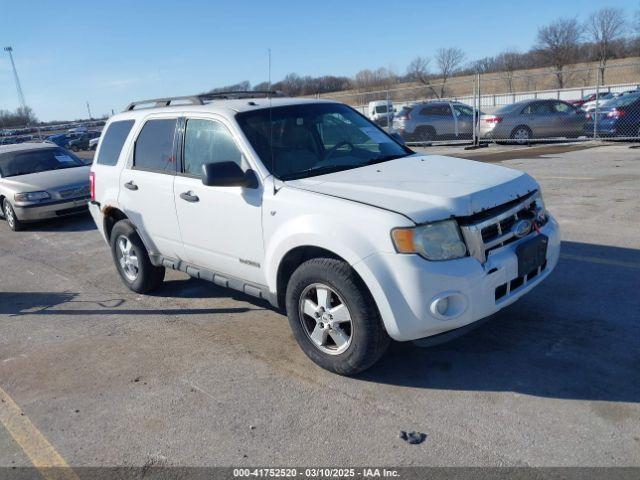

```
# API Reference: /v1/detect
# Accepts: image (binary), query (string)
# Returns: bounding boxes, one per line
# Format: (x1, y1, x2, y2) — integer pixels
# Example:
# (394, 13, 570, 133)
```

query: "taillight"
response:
(484, 116, 502, 124)
(89, 172, 95, 201)
(586, 112, 592, 120)
(397, 113, 410, 121)
(607, 108, 626, 118)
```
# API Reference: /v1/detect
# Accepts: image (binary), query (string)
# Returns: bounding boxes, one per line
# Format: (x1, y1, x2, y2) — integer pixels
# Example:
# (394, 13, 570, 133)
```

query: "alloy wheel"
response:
(298, 283, 353, 355)
(116, 235, 139, 282)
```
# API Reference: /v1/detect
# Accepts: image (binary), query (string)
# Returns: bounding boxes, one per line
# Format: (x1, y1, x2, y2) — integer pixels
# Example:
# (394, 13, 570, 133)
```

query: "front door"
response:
(118, 117, 184, 260)
(173, 117, 265, 285)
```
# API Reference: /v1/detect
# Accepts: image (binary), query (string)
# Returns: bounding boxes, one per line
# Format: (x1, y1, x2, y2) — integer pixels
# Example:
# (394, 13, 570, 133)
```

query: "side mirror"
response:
(201, 162, 258, 188)
(390, 132, 405, 145)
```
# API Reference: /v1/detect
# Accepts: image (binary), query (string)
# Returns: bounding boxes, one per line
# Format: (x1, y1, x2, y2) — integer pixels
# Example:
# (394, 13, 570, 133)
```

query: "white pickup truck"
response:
(88, 93, 560, 375)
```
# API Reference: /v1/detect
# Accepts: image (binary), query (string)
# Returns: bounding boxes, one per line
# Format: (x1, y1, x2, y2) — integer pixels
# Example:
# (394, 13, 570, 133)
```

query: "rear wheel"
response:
(110, 220, 165, 293)
(415, 126, 435, 143)
(510, 125, 532, 144)
(285, 258, 390, 375)
(2, 199, 23, 231)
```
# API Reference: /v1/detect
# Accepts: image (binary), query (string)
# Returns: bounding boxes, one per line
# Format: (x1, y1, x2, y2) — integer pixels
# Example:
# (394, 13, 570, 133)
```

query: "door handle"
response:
(124, 181, 138, 191)
(180, 191, 199, 203)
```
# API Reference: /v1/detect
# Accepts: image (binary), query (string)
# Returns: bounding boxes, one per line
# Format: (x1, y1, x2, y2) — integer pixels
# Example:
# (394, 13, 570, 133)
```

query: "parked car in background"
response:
(368, 100, 394, 127)
(46, 132, 82, 148)
(570, 93, 599, 108)
(0, 143, 91, 231)
(89, 136, 100, 150)
(584, 91, 640, 138)
(581, 92, 618, 112)
(480, 99, 586, 143)
(67, 131, 101, 151)
(393, 101, 476, 142)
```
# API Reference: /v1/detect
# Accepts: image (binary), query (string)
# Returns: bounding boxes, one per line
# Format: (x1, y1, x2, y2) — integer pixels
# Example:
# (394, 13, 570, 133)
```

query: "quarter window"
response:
(95, 120, 134, 166)
(133, 119, 178, 173)
(183, 119, 244, 176)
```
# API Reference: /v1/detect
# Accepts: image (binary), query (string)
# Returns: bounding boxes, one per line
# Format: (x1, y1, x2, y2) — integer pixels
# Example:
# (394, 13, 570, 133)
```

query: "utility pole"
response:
(4, 46, 27, 111)
(86, 101, 93, 119)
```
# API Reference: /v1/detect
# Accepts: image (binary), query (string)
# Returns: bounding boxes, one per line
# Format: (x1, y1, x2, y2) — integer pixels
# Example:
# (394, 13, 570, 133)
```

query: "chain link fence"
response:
(318, 62, 640, 147)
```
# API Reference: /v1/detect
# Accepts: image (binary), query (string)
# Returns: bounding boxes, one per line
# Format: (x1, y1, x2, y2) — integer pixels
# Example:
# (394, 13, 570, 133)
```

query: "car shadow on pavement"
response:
(0, 291, 257, 316)
(18, 212, 96, 233)
(358, 240, 640, 403)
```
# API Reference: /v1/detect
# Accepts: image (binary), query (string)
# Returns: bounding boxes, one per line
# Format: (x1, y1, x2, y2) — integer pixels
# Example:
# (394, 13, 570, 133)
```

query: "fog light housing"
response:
(429, 292, 468, 320)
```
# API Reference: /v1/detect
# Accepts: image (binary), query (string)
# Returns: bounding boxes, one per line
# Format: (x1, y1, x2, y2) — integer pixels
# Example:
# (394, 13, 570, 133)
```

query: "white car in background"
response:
(581, 92, 619, 112)
(89, 136, 100, 150)
(0, 143, 91, 231)
(89, 93, 560, 375)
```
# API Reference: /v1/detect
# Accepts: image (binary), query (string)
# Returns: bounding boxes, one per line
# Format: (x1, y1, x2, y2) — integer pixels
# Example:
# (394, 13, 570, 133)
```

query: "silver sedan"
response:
(480, 99, 587, 143)
(0, 143, 91, 231)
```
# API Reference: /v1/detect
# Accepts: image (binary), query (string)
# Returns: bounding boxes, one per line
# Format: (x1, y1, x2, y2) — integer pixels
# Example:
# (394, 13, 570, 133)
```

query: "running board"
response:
(155, 255, 276, 306)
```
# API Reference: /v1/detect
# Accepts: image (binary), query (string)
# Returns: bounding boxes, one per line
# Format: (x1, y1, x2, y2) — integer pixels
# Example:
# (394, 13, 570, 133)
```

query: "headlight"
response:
(14, 191, 51, 202)
(391, 219, 467, 261)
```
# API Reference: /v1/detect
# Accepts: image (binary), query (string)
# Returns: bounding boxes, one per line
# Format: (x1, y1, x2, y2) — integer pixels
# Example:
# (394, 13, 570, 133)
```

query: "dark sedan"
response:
(584, 92, 640, 138)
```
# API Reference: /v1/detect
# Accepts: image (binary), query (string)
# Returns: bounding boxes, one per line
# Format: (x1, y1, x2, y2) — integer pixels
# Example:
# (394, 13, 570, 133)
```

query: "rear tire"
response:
(415, 126, 436, 143)
(110, 219, 165, 293)
(285, 258, 390, 375)
(3, 200, 23, 231)
(510, 125, 532, 144)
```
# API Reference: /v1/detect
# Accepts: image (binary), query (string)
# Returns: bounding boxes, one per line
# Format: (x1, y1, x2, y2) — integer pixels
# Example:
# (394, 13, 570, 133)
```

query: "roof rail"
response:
(124, 91, 284, 111)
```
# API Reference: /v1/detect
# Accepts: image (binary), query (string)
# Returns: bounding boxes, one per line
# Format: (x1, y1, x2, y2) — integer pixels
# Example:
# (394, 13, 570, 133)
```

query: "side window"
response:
(95, 120, 135, 166)
(419, 105, 436, 116)
(531, 102, 553, 115)
(183, 119, 245, 176)
(133, 119, 178, 173)
(453, 105, 474, 117)
(553, 102, 572, 113)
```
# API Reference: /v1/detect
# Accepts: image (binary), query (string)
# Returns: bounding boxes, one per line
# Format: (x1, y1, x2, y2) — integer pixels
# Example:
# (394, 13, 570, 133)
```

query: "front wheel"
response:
(286, 258, 390, 375)
(110, 219, 165, 293)
(3, 200, 23, 231)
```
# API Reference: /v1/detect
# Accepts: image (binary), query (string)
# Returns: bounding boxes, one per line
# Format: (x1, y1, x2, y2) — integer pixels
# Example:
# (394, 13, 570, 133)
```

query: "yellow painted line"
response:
(0, 386, 79, 480)
(561, 253, 640, 269)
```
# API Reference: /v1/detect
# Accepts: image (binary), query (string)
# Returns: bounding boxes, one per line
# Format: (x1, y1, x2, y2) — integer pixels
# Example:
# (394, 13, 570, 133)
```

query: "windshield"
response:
(236, 103, 410, 180)
(0, 147, 85, 178)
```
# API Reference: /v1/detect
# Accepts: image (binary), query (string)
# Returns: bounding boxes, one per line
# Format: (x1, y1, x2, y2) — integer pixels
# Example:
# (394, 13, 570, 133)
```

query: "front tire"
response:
(285, 258, 390, 375)
(110, 219, 165, 293)
(3, 200, 23, 231)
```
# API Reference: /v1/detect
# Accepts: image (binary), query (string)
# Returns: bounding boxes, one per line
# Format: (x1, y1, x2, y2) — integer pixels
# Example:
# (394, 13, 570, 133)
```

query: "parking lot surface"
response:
(0, 144, 638, 468)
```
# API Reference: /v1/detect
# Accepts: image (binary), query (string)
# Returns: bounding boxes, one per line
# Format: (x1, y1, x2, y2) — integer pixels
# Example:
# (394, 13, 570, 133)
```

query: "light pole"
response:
(4, 46, 27, 111)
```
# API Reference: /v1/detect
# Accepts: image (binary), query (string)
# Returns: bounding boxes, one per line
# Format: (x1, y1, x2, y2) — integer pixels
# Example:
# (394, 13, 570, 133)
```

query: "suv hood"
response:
(285, 154, 538, 223)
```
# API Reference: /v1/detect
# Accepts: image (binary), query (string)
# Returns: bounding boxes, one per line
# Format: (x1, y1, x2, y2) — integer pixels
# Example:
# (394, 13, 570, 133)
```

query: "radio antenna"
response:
(268, 48, 277, 193)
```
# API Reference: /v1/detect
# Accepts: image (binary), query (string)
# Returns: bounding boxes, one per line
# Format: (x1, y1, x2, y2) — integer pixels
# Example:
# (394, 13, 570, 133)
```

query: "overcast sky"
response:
(0, 0, 635, 121)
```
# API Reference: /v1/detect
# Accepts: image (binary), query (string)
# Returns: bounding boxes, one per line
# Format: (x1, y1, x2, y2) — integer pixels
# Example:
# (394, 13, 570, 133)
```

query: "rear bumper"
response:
(353, 217, 561, 342)
(13, 197, 90, 221)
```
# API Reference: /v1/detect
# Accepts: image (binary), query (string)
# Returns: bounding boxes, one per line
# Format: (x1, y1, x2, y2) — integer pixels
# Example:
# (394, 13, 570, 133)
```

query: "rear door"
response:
(118, 116, 184, 260)
(173, 116, 264, 285)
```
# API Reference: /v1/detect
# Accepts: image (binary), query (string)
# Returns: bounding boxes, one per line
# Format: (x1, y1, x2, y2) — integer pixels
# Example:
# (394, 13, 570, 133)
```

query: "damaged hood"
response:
(284, 154, 538, 223)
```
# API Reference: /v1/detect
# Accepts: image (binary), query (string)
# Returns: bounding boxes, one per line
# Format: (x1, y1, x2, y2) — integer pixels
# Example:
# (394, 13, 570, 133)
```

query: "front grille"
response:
(59, 185, 90, 199)
(459, 191, 547, 263)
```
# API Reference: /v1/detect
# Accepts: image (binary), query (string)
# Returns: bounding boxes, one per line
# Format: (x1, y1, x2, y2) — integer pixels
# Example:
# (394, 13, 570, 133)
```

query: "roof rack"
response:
(124, 91, 284, 111)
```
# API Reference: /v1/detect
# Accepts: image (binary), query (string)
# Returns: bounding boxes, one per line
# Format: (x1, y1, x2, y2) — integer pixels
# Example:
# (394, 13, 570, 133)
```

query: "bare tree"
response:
(435, 47, 465, 97)
(586, 8, 626, 84)
(497, 50, 521, 92)
(536, 17, 582, 88)
(406, 56, 440, 98)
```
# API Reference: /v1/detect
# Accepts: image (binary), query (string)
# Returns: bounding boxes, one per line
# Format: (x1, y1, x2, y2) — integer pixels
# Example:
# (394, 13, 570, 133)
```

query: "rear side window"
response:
(133, 119, 177, 173)
(420, 104, 451, 116)
(95, 120, 134, 166)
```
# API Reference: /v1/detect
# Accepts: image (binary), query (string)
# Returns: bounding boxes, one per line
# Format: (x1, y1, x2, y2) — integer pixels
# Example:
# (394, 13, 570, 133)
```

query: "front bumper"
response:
(353, 217, 560, 341)
(13, 197, 90, 222)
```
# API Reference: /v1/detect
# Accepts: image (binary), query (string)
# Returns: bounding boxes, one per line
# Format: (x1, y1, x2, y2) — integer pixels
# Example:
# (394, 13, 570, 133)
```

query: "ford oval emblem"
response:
(513, 219, 532, 239)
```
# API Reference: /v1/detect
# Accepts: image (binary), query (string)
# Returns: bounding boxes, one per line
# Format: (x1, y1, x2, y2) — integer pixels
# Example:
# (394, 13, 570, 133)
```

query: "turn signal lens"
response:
(391, 229, 415, 253)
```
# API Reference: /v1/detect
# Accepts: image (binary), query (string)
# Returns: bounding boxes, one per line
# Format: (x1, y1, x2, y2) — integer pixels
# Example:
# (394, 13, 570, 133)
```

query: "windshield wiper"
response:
(280, 164, 354, 181)
(364, 153, 408, 165)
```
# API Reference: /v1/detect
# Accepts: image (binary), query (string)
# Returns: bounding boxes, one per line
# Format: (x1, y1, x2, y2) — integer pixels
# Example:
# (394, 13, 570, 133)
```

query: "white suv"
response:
(89, 93, 560, 375)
